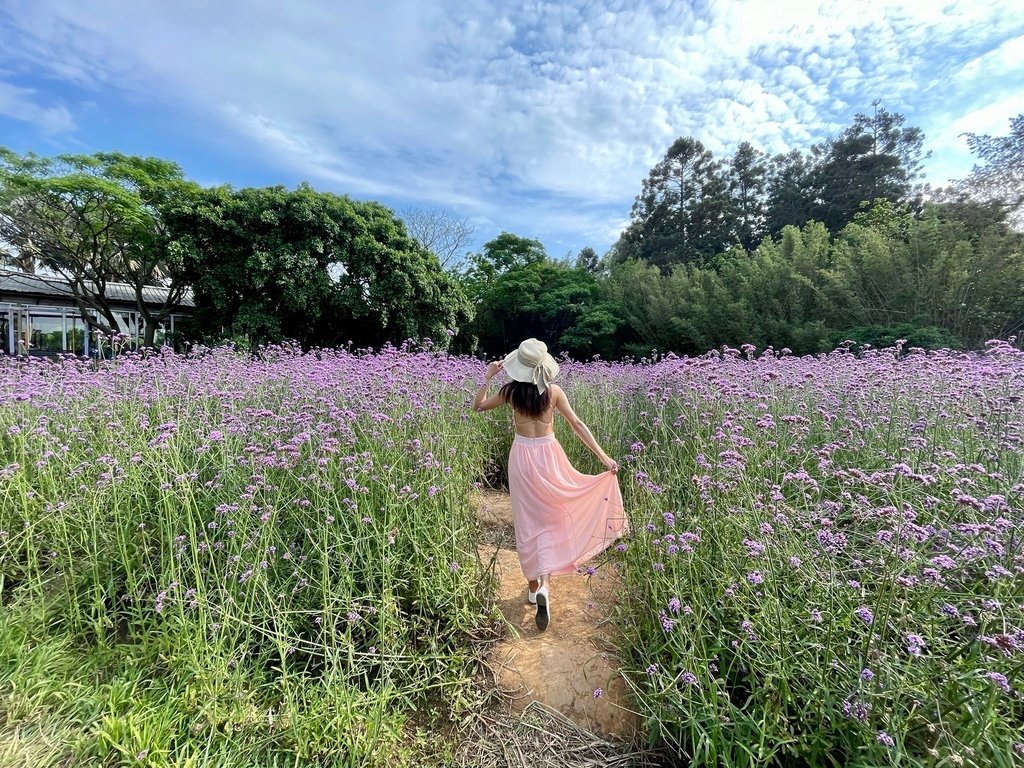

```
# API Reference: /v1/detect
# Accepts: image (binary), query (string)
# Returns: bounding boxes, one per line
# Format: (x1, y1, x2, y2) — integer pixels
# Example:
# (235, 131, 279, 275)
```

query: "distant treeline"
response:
(461, 108, 1023, 357)
(1, 109, 1021, 356)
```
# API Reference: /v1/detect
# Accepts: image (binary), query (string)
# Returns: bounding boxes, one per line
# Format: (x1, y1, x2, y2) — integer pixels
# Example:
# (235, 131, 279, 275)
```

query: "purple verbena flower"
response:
(986, 672, 1010, 693)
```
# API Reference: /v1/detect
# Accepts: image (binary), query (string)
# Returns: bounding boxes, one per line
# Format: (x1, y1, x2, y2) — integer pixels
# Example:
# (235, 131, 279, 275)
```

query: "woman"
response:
(472, 338, 627, 631)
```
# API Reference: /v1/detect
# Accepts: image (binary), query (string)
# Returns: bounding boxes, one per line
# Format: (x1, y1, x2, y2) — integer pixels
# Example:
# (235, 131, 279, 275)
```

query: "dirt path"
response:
(472, 488, 640, 742)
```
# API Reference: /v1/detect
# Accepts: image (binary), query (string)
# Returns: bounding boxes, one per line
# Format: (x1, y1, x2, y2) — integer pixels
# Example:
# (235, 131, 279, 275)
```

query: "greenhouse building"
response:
(0, 269, 194, 357)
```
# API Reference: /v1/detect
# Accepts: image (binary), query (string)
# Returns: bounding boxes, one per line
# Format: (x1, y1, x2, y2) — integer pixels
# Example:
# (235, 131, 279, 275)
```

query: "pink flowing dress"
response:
(507, 433, 628, 580)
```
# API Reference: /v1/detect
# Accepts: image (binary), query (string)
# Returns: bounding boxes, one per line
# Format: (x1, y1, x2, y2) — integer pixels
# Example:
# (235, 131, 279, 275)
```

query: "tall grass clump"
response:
(579, 341, 1023, 766)
(0, 342, 500, 766)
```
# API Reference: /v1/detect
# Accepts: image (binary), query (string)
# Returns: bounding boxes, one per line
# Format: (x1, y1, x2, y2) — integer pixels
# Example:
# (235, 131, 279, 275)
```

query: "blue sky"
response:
(1, 0, 1022, 259)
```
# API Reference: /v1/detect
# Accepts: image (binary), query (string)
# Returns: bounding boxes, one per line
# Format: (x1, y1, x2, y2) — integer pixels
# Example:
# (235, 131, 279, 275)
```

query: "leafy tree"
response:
(0, 148, 191, 343)
(728, 142, 768, 249)
(574, 246, 601, 274)
(172, 184, 470, 349)
(808, 104, 929, 233)
(617, 137, 732, 269)
(606, 197, 1024, 357)
(825, 198, 1024, 345)
(469, 232, 546, 274)
(763, 149, 814, 237)
(604, 256, 755, 357)
(602, 259, 671, 354)
(458, 234, 620, 357)
(104, 154, 201, 346)
(958, 114, 1023, 229)
(761, 105, 928, 238)
(558, 299, 623, 359)
(852, 101, 929, 190)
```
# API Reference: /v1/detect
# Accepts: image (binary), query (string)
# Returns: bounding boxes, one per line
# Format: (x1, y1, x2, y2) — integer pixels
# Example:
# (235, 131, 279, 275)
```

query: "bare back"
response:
(512, 400, 556, 437)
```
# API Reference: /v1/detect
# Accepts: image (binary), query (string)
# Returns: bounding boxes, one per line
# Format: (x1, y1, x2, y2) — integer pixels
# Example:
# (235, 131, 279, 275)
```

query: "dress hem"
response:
(520, 520, 631, 580)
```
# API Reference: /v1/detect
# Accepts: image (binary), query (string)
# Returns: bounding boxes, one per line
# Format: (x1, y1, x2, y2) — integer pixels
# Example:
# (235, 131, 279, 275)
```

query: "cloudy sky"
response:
(1, 1, 1022, 258)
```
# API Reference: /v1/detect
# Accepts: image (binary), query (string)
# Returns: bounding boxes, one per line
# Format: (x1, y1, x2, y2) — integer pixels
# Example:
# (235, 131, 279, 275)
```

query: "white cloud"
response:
(0, 81, 75, 133)
(1, 0, 1023, 252)
(950, 95, 1024, 139)
(955, 34, 1024, 83)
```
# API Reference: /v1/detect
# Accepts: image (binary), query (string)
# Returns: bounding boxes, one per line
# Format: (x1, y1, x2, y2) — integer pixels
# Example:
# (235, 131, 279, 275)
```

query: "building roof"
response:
(0, 269, 195, 308)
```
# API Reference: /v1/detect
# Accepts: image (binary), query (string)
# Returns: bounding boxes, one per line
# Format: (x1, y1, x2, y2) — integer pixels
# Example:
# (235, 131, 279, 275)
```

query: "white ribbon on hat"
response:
(532, 362, 552, 394)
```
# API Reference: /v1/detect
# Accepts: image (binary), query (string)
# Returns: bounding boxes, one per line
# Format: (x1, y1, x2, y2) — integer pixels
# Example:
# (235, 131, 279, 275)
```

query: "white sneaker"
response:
(527, 590, 537, 605)
(535, 585, 549, 631)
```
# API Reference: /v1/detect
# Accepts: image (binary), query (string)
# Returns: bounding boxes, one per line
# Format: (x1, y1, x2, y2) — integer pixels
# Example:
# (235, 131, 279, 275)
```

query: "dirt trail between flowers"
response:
(471, 488, 640, 742)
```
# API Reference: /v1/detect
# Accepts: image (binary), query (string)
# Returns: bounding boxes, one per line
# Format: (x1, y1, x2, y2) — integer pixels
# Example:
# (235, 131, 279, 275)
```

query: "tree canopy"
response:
(617, 137, 732, 269)
(459, 233, 622, 359)
(616, 103, 937, 272)
(170, 184, 471, 350)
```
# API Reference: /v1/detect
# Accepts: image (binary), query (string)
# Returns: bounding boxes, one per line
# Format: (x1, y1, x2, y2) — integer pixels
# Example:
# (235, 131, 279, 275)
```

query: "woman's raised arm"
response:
(472, 360, 506, 412)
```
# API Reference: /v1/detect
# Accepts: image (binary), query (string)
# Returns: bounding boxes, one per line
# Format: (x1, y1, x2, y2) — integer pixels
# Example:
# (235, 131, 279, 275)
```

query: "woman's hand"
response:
(602, 456, 618, 473)
(485, 360, 503, 382)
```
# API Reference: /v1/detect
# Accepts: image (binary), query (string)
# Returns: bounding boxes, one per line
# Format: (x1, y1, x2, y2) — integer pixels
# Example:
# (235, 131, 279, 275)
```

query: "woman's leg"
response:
(535, 573, 550, 631)
(528, 579, 539, 591)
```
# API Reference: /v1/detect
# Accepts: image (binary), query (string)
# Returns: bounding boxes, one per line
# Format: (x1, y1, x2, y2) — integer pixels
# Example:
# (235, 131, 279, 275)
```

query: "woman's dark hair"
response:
(500, 380, 551, 418)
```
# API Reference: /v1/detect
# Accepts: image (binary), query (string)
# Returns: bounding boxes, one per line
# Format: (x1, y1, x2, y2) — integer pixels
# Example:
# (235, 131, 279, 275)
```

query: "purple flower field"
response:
(557, 340, 1024, 766)
(0, 343, 501, 765)
(1, 340, 1022, 766)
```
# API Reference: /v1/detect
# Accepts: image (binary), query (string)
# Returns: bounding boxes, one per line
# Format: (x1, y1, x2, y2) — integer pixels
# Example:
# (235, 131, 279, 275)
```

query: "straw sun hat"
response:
(502, 338, 560, 394)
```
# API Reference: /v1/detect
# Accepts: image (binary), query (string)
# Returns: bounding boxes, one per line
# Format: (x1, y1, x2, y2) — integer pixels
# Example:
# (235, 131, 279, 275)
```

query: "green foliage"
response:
(458, 233, 622, 357)
(599, 201, 1024, 357)
(805, 104, 927, 233)
(729, 142, 769, 250)
(764, 149, 814, 237)
(460, 188, 1022, 361)
(574, 246, 601, 274)
(958, 113, 1024, 228)
(171, 184, 471, 350)
(830, 323, 962, 352)
(616, 103, 931, 279)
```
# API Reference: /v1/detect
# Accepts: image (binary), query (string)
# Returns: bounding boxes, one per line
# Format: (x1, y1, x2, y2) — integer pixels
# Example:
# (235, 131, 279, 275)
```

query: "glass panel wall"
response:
(153, 320, 169, 347)
(29, 312, 64, 355)
(67, 313, 86, 355)
(116, 311, 139, 347)
(16, 311, 30, 355)
(0, 303, 189, 355)
(0, 309, 9, 355)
